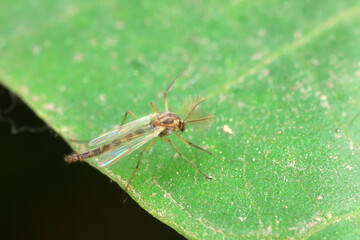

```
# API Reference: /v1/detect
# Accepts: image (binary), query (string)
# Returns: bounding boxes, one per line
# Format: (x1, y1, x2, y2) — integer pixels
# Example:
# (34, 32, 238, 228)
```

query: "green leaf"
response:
(1, 0, 360, 239)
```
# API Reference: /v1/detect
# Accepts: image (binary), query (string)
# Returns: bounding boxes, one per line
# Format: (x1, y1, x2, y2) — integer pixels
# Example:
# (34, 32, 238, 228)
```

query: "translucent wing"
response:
(89, 113, 157, 146)
(97, 126, 164, 167)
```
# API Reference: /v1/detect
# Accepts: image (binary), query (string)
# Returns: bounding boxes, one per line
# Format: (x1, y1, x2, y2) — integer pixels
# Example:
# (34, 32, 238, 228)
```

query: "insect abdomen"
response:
(64, 145, 109, 163)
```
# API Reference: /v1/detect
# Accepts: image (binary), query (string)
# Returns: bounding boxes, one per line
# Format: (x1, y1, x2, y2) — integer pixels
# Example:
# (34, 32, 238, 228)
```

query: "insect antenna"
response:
(179, 96, 215, 127)
(184, 97, 205, 121)
(186, 116, 215, 123)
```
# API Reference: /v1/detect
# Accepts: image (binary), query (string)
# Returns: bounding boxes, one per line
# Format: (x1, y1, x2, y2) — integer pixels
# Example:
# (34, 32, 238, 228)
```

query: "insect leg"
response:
(173, 131, 213, 155)
(164, 65, 188, 111)
(150, 102, 159, 113)
(120, 111, 138, 126)
(159, 137, 213, 179)
(123, 138, 158, 199)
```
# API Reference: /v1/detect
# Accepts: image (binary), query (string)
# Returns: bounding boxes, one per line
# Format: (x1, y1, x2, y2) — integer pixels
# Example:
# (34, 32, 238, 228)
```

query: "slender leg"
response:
(150, 102, 159, 113)
(164, 90, 169, 112)
(122, 138, 158, 201)
(121, 111, 138, 126)
(159, 137, 212, 179)
(164, 65, 188, 112)
(173, 131, 213, 155)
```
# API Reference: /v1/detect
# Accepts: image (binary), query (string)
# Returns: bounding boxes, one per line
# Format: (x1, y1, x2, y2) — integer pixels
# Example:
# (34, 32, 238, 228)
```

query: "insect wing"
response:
(97, 126, 164, 167)
(89, 113, 157, 146)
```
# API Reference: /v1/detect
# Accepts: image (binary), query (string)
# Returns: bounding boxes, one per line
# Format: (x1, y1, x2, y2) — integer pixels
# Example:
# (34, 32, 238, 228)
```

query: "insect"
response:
(65, 70, 214, 195)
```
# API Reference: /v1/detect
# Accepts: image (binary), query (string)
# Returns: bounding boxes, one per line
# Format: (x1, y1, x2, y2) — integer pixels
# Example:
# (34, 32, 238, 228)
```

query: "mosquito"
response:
(65, 70, 214, 195)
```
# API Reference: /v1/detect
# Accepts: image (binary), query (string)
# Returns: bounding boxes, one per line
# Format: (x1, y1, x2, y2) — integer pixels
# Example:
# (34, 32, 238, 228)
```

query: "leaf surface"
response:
(1, 0, 360, 239)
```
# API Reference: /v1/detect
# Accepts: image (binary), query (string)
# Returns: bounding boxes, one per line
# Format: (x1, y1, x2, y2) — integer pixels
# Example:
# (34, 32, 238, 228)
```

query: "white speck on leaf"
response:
(223, 125, 233, 134)
(89, 39, 98, 47)
(251, 52, 264, 61)
(311, 58, 320, 66)
(320, 95, 330, 110)
(103, 37, 118, 48)
(326, 82, 334, 88)
(346, 165, 353, 170)
(355, 69, 360, 77)
(291, 107, 298, 114)
(43, 103, 55, 111)
(219, 93, 226, 104)
(237, 102, 246, 108)
(60, 126, 75, 135)
(287, 161, 296, 168)
(266, 225, 272, 235)
(32, 45, 41, 55)
(19, 86, 29, 95)
(262, 69, 269, 76)
(66, 6, 77, 16)
(31, 95, 40, 102)
(56, 106, 64, 115)
(99, 94, 106, 105)
(115, 20, 125, 30)
(349, 139, 354, 150)
(257, 28, 266, 37)
(73, 51, 84, 62)
(293, 30, 303, 39)
(288, 227, 298, 231)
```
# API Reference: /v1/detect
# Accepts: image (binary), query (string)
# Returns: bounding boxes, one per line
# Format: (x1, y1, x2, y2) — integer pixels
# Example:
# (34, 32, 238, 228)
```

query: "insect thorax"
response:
(152, 112, 184, 137)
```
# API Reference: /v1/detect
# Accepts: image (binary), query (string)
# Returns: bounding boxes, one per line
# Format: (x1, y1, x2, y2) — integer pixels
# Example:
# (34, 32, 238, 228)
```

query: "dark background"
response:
(0, 84, 184, 240)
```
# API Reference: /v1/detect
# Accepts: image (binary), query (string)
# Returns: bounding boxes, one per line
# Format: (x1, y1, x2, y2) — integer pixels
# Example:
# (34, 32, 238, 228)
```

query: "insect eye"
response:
(181, 123, 186, 132)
